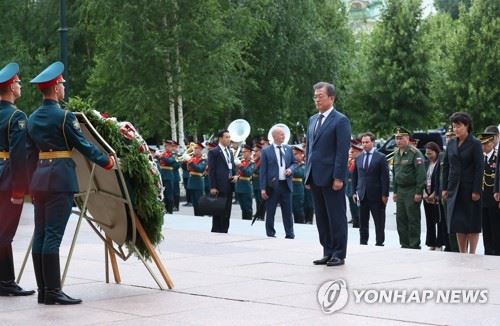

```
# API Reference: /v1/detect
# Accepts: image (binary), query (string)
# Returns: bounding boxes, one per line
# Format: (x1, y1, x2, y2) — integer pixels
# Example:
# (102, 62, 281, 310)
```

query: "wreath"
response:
(67, 97, 165, 259)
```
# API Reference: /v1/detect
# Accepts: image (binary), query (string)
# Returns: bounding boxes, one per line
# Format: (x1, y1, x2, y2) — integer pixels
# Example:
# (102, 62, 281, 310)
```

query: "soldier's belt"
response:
(160, 166, 173, 170)
(292, 177, 303, 183)
(0, 151, 9, 159)
(189, 172, 203, 177)
(39, 151, 72, 160)
(239, 176, 251, 181)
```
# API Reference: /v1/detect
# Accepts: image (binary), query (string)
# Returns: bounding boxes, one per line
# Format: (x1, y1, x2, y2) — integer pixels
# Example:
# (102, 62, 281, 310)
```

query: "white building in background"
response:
(343, 0, 436, 34)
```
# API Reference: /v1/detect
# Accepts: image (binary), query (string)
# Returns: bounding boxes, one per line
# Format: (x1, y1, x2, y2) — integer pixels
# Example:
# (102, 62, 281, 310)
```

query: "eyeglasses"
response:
(312, 94, 329, 101)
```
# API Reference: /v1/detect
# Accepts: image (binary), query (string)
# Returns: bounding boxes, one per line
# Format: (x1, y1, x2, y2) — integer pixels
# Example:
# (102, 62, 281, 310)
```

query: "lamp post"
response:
(59, 0, 68, 101)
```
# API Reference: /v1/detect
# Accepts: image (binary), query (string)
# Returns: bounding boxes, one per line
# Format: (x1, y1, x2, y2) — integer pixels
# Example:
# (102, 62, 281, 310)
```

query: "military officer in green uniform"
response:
(252, 143, 265, 220)
(27, 62, 115, 304)
(0, 63, 35, 297)
(392, 127, 426, 249)
(291, 145, 306, 224)
(187, 142, 207, 216)
(159, 140, 176, 213)
(236, 144, 254, 220)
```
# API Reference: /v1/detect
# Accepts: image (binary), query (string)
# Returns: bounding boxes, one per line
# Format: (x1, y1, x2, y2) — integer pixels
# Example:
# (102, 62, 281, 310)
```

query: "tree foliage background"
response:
(1, 0, 498, 140)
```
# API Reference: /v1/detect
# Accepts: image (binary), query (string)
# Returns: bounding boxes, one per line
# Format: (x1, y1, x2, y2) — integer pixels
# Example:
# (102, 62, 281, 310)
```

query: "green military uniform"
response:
(292, 161, 306, 224)
(187, 153, 207, 216)
(159, 146, 176, 214)
(392, 127, 426, 249)
(304, 186, 314, 224)
(236, 156, 254, 220)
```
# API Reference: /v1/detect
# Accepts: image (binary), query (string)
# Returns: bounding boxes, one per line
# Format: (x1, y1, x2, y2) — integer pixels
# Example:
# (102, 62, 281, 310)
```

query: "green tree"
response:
(346, 0, 431, 134)
(441, 0, 500, 128)
(434, 0, 471, 19)
(241, 0, 354, 141)
(84, 0, 265, 143)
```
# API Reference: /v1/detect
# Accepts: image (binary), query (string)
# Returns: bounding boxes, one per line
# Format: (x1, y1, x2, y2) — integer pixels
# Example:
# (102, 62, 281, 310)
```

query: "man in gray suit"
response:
(353, 132, 390, 246)
(305, 82, 351, 266)
(260, 127, 295, 238)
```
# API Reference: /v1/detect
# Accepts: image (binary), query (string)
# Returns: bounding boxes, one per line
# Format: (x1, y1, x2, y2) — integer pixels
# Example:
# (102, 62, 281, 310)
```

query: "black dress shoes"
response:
(0, 280, 35, 296)
(44, 289, 82, 305)
(313, 256, 331, 265)
(285, 235, 295, 239)
(326, 257, 345, 267)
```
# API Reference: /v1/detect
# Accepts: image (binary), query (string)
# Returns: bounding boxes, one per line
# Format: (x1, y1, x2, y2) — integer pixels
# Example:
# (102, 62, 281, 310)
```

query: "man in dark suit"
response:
(260, 127, 295, 238)
(352, 132, 390, 246)
(208, 129, 237, 233)
(306, 82, 351, 267)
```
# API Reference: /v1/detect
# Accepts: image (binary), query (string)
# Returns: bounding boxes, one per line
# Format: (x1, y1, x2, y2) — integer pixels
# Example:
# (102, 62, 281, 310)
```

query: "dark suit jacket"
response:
(305, 108, 351, 187)
(208, 145, 235, 194)
(442, 134, 484, 223)
(353, 150, 389, 201)
(260, 144, 295, 192)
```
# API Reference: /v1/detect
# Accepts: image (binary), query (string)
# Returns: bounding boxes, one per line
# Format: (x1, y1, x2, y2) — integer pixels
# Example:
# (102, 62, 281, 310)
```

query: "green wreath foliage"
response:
(67, 97, 165, 259)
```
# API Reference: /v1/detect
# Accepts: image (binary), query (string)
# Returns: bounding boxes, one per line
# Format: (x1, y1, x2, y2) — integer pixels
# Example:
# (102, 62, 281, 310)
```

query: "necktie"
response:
(314, 114, 324, 136)
(277, 145, 283, 167)
(364, 152, 371, 171)
(225, 148, 231, 163)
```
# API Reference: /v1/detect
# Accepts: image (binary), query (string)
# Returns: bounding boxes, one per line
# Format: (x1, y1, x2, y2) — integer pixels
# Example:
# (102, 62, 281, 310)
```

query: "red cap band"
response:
(37, 75, 63, 90)
(0, 75, 17, 88)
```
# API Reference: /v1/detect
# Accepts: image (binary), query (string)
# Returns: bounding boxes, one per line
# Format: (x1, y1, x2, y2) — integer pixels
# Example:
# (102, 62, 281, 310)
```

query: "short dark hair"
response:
(425, 141, 441, 154)
(449, 112, 473, 133)
(360, 132, 375, 142)
(313, 82, 336, 97)
(217, 129, 229, 139)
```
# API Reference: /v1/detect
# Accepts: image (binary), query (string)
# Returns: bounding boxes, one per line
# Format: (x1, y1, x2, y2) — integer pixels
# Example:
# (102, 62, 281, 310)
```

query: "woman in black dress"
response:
(442, 112, 484, 254)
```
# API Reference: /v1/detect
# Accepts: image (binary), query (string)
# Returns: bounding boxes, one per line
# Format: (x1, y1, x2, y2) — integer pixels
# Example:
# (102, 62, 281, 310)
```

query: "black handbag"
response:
(197, 195, 226, 216)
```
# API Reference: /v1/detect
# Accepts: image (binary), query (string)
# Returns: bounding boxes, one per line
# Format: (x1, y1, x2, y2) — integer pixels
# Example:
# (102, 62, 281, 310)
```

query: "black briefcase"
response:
(197, 195, 226, 216)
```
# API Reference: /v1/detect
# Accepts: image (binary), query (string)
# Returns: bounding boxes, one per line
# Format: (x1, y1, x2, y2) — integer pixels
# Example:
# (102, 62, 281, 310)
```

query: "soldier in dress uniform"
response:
(181, 159, 192, 206)
(479, 133, 500, 255)
(187, 142, 207, 216)
(235, 144, 254, 220)
(159, 140, 176, 213)
(347, 139, 363, 228)
(27, 62, 115, 305)
(291, 145, 306, 224)
(0, 63, 35, 297)
(252, 143, 265, 221)
(171, 140, 181, 211)
(392, 127, 426, 249)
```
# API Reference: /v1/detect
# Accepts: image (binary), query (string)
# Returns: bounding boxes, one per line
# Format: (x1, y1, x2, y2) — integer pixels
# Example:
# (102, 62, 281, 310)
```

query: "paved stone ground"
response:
(1, 200, 498, 326)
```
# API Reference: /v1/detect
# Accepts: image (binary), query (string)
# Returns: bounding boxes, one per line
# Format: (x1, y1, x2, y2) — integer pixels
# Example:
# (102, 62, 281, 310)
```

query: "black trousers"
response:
(211, 190, 233, 233)
(359, 198, 386, 245)
(482, 205, 500, 255)
(0, 193, 23, 281)
(424, 201, 448, 247)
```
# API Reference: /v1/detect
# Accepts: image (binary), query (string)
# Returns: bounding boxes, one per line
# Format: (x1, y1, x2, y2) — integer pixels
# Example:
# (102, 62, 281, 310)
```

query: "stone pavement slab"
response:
(1, 203, 499, 325)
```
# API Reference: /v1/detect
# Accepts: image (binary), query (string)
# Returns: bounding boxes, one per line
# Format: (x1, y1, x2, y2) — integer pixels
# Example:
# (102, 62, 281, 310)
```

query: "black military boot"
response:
(0, 246, 35, 296)
(43, 254, 81, 305)
(32, 253, 45, 303)
(242, 211, 252, 220)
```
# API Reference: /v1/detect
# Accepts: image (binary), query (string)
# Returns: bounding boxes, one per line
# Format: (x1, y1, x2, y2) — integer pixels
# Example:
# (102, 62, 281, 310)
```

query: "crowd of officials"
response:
(1, 62, 499, 305)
